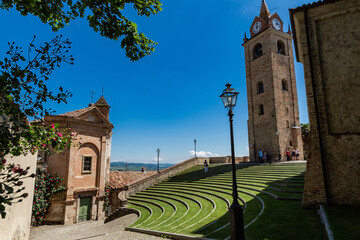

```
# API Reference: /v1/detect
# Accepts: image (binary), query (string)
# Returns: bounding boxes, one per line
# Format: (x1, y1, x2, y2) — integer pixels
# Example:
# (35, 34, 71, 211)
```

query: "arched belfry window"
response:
(257, 82, 264, 94)
(253, 43, 263, 59)
(259, 104, 264, 115)
(282, 80, 288, 91)
(277, 40, 286, 55)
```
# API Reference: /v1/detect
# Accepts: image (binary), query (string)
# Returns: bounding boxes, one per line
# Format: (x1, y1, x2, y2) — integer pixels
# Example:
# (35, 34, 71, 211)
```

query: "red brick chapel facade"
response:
(42, 96, 113, 224)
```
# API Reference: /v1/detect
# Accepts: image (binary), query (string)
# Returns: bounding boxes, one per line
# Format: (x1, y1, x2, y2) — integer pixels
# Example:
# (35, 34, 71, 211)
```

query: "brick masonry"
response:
(43, 97, 114, 223)
(290, 0, 360, 207)
(243, 6, 303, 163)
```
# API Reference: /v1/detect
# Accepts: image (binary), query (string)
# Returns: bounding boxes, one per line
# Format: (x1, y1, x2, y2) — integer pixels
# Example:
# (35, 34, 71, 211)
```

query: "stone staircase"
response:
(105, 207, 139, 223)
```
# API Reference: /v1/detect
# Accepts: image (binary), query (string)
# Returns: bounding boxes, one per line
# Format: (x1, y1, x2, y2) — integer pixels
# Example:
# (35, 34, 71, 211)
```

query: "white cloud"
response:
(153, 157, 163, 162)
(189, 150, 220, 158)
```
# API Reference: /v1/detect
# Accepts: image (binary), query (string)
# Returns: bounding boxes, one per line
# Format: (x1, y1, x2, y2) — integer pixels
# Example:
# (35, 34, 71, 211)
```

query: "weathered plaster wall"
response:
(291, 0, 360, 207)
(0, 153, 37, 240)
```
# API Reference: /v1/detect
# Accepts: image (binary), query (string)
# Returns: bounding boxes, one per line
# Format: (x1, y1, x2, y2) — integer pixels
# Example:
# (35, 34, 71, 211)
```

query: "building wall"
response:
(243, 28, 303, 162)
(291, 0, 360, 207)
(44, 116, 112, 224)
(0, 153, 37, 240)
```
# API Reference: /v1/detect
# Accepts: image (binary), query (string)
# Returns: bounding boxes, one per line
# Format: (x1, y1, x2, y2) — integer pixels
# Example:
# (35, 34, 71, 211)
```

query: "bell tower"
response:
(242, 0, 303, 161)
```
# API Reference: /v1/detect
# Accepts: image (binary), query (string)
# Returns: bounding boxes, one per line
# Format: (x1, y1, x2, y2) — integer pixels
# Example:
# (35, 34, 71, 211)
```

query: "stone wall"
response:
(110, 156, 250, 211)
(243, 26, 303, 162)
(126, 157, 201, 198)
(209, 156, 250, 164)
(290, 0, 360, 207)
(0, 153, 37, 240)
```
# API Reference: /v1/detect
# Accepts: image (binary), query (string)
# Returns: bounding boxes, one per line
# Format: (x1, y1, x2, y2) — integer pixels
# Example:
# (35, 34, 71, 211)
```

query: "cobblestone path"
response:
(30, 214, 163, 240)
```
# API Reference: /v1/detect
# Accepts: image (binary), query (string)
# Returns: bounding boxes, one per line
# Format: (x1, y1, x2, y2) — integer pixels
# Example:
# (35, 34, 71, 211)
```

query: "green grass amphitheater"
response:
(122, 162, 330, 239)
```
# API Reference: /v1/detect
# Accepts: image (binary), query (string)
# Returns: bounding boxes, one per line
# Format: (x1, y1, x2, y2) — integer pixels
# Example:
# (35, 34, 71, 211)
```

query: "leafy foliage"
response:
(0, 159, 35, 218)
(103, 182, 111, 214)
(0, 0, 163, 61)
(32, 166, 66, 226)
(301, 123, 310, 160)
(0, 36, 74, 218)
(0, 36, 73, 157)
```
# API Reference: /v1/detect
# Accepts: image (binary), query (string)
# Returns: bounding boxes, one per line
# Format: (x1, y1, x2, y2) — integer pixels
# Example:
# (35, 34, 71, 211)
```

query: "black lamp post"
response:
(194, 139, 197, 158)
(220, 83, 245, 240)
(156, 148, 160, 173)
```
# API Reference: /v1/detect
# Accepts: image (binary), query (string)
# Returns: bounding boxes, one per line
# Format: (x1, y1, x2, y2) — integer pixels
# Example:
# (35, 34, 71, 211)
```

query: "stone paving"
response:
(30, 214, 163, 240)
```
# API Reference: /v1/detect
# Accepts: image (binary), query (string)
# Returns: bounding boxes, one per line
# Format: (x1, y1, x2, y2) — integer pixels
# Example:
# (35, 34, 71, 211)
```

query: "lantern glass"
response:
(220, 83, 239, 110)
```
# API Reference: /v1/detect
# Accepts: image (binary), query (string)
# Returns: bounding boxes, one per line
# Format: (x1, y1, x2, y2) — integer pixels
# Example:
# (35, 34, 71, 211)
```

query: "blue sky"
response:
(0, 0, 314, 164)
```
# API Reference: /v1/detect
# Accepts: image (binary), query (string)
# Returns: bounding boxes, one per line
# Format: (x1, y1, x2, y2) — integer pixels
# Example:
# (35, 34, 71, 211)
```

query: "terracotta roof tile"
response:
(289, 0, 340, 13)
(109, 171, 157, 189)
(58, 106, 95, 118)
(95, 96, 109, 106)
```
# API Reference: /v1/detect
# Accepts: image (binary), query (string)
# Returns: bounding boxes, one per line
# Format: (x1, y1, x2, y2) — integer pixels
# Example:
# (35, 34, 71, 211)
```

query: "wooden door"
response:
(78, 197, 92, 222)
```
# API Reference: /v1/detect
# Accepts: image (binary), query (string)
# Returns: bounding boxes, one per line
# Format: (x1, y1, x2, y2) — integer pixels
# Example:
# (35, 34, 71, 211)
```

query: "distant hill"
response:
(110, 162, 174, 172)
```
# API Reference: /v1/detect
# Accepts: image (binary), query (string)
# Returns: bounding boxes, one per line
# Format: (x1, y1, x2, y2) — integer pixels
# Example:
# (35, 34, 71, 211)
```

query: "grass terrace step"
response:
(142, 188, 214, 232)
(130, 196, 176, 230)
(125, 162, 325, 240)
(127, 199, 163, 228)
(135, 193, 189, 231)
(147, 187, 225, 235)
(127, 202, 152, 227)
(140, 190, 202, 229)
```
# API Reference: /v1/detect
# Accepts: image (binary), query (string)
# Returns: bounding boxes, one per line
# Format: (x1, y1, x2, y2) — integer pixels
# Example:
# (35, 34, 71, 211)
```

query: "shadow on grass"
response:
(324, 205, 360, 240)
(269, 171, 305, 191)
(168, 163, 256, 183)
(189, 169, 325, 240)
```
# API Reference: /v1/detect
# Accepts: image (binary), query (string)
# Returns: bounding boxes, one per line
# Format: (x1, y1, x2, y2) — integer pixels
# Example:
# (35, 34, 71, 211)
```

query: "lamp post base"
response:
(229, 201, 245, 240)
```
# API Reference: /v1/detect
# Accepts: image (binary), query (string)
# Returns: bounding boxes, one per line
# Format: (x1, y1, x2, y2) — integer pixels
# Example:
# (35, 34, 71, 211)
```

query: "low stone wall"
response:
(209, 156, 250, 164)
(126, 157, 201, 198)
(110, 156, 249, 213)
(110, 188, 128, 210)
(236, 156, 250, 163)
(105, 207, 139, 223)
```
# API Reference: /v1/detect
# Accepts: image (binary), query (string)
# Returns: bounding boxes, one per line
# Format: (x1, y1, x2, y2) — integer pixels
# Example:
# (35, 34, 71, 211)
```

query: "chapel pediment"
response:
(57, 99, 113, 128)
(79, 111, 106, 124)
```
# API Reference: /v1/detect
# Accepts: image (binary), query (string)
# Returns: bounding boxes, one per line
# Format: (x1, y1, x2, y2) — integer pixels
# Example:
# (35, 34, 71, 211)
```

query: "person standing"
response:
(204, 160, 209, 173)
(286, 149, 290, 161)
(259, 149, 263, 163)
(296, 148, 300, 160)
(278, 152, 282, 162)
(292, 149, 296, 161)
(263, 151, 267, 163)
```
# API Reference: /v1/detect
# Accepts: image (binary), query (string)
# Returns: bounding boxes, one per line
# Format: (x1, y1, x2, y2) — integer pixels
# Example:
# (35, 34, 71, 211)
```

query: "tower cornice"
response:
(242, 28, 292, 47)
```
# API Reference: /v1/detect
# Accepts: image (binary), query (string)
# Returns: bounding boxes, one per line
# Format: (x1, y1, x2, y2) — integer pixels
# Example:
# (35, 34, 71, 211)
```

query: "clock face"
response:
(272, 18, 281, 30)
(252, 21, 262, 34)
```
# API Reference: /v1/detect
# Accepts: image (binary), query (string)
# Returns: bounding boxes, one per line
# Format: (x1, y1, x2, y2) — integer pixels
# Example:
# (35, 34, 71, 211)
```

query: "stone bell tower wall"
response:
(244, 28, 303, 162)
